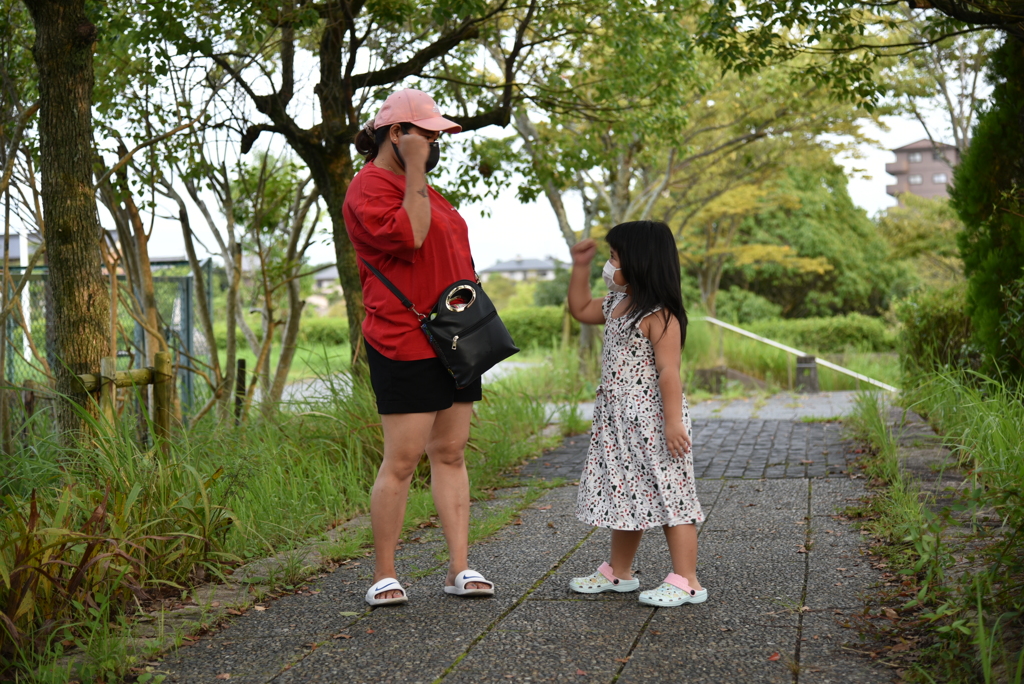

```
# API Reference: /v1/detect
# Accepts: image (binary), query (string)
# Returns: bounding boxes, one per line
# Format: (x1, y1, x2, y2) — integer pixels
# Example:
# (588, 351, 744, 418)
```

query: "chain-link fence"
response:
(3, 261, 212, 421)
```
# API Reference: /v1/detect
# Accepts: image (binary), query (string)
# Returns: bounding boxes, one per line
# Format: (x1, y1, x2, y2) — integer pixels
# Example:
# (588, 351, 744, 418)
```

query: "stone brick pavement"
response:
(520, 419, 854, 482)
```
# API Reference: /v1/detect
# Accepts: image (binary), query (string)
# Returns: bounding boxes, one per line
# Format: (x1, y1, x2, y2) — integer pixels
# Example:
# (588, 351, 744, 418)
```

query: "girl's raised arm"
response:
(567, 239, 605, 325)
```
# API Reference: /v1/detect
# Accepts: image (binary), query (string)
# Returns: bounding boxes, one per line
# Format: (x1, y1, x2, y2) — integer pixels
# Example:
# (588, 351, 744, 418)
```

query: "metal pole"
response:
(701, 316, 897, 393)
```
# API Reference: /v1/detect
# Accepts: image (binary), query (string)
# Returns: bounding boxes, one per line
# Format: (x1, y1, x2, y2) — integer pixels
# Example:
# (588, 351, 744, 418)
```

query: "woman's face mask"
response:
(392, 138, 441, 173)
(602, 260, 628, 293)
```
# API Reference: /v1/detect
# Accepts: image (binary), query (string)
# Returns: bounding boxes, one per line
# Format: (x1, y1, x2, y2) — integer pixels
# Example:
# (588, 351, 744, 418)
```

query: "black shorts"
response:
(365, 339, 483, 414)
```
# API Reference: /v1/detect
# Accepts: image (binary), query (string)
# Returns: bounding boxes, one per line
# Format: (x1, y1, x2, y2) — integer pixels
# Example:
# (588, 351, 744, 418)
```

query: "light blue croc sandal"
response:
(639, 573, 707, 607)
(569, 562, 640, 594)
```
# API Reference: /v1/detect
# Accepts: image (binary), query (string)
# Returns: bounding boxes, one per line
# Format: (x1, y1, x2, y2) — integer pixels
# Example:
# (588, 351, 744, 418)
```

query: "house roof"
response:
(481, 257, 562, 273)
(892, 138, 957, 152)
(313, 265, 339, 281)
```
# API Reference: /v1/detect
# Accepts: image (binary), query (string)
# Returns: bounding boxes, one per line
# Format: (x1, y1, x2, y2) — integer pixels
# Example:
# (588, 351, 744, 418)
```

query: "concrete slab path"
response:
(161, 394, 892, 683)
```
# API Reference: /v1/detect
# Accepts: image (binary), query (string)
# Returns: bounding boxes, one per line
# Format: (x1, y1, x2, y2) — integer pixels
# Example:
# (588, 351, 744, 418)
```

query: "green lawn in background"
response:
(216, 343, 351, 383)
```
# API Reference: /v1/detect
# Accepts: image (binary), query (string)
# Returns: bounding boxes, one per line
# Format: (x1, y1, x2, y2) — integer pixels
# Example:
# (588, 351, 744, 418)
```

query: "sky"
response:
(83, 113, 937, 272)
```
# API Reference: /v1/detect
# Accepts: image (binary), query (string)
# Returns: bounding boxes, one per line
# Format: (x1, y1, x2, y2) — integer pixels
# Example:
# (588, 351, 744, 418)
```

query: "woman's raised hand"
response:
(398, 129, 430, 170)
(571, 238, 598, 266)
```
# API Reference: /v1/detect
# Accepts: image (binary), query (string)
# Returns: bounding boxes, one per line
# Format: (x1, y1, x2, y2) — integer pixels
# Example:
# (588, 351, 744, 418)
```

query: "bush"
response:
(746, 313, 896, 353)
(714, 287, 783, 323)
(950, 39, 1024, 377)
(501, 306, 578, 349)
(298, 317, 350, 347)
(213, 317, 350, 349)
(894, 285, 981, 377)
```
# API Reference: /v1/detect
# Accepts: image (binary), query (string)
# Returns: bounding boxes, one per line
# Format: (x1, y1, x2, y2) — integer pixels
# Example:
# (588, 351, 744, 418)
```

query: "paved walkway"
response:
(160, 394, 891, 683)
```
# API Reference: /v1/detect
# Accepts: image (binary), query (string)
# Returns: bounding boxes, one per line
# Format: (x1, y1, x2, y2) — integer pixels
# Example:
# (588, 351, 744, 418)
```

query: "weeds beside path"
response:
(846, 382, 1024, 683)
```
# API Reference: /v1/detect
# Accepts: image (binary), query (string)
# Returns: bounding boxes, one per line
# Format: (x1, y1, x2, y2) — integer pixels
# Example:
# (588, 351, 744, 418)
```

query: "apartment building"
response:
(885, 139, 959, 202)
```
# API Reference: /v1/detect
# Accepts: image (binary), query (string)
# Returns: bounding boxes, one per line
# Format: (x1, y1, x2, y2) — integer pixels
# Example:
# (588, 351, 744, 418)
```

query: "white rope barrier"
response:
(700, 316, 898, 393)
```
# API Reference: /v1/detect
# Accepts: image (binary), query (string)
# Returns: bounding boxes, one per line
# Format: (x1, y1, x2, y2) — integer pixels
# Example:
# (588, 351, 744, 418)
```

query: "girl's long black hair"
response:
(605, 220, 687, 348)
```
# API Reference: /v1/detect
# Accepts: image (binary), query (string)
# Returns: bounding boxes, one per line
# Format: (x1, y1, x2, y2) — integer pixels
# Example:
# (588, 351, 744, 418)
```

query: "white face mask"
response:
(602, 260, 628, 293)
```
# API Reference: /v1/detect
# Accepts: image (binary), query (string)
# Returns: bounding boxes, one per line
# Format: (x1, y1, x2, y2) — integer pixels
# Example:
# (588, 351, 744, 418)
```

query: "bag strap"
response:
(360, 258, 427, 320)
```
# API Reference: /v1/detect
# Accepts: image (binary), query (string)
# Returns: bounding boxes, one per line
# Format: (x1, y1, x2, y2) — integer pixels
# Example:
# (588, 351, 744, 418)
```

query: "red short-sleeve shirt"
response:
(344, 161, 475, 361)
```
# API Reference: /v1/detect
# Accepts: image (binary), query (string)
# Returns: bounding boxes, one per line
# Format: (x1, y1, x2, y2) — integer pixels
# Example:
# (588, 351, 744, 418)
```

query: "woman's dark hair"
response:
(355, 122, 412, 160)
(605, 220, 687, 348)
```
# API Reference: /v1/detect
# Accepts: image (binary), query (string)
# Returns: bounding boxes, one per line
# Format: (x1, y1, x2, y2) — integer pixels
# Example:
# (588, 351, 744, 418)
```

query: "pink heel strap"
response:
(598, 562, 623, 585)
(665, 573, 697, 596)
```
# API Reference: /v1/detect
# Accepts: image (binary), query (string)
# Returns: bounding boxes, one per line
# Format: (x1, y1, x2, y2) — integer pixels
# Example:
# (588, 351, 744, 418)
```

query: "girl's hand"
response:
(665, 420, 692, 458)
(570, 238, 598, 266)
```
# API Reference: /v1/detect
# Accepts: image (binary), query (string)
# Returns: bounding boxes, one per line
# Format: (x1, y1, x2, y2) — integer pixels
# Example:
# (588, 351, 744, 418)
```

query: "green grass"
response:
(216, 342, 351, 383)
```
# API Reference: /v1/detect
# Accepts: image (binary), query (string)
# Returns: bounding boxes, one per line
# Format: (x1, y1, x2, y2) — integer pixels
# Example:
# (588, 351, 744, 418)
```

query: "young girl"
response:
(567, 221, 706, 607)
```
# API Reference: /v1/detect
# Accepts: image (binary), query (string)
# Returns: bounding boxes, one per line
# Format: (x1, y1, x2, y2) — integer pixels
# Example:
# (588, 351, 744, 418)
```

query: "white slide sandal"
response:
(365, 577, 409, 606)
(444, 569, 495, 597)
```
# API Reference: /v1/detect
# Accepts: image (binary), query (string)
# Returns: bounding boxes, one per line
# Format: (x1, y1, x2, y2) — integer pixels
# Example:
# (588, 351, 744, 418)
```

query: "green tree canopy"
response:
(720, 158, 910, 318)
(950, 38, 1024, 375)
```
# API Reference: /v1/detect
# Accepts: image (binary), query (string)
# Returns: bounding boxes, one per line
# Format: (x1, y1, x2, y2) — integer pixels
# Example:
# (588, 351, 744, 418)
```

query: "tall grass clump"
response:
(0, 370, 551, 679)
(846, 392, 926, 548)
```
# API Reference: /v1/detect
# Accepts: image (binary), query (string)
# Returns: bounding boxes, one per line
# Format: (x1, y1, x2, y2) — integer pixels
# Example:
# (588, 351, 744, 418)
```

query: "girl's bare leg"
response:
(425, 402, 487, 590)
(609, 529, 644, 580)
(663, 523, 702, 590)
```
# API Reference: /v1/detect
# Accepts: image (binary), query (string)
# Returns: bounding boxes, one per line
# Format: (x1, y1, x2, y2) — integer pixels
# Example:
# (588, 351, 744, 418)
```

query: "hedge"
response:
(895, 285, 981, 376)
(213, 317, 350, 349)
(746, 314, 897, 354)
(501, 306, 578, 350)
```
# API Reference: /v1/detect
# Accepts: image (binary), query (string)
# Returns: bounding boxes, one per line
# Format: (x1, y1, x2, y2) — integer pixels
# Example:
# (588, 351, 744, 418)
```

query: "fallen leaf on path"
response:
(254, 605, 267, 611)
(614, 658, 630, 663)
(216, 675, 231, 680)
(211, 601, 220, 607)
(513, 518, 523, 525)
(339, 611, 359, 616)
(883, 608, 899, 620)
(796, 545, 807, 554)
(768, 652, 781, 662)
(891, 641, 913, 652)
(226, 609, 243, 616)
(547, 522, 556, 528)
(536, 505, 552, 510)
(649, 630, 661, 635)
(576, 669, 588, 676)
(801, 460, 814, 465)
(719, 627, 732, 632)
(366, 628, 375, 634)
(332, 634, 352, 639)
(800, 606, 810, 612)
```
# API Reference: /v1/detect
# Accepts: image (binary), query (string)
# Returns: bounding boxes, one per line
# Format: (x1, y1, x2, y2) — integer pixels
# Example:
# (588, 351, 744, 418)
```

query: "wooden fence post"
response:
(234, 358, 246, 426)
(100, 355, 116, 427)
(153, 351, 172, 450)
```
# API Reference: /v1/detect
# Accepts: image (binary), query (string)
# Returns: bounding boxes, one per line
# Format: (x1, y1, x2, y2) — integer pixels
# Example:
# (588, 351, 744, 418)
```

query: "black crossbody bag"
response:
(361, 258, 520, 388)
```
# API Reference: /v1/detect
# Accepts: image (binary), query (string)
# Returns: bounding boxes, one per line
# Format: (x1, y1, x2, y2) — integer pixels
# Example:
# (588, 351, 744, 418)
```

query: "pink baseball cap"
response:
(371, 89, 462, 134)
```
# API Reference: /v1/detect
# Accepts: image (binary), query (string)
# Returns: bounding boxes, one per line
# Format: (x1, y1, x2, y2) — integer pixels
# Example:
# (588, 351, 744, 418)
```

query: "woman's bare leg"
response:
(371, 411, 436, 599)
(426, 402, 486, 590)
(609, 529, 644, 580)
(663, 523, 702, 590)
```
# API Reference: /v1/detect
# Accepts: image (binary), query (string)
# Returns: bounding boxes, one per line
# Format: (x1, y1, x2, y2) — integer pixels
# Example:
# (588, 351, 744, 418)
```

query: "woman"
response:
(344, 89, 494, 605)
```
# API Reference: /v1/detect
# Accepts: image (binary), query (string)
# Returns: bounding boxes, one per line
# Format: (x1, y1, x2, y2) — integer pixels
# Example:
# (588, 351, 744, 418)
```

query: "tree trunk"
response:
(324, 170, 365, 372)
(24, 0, 110, 441)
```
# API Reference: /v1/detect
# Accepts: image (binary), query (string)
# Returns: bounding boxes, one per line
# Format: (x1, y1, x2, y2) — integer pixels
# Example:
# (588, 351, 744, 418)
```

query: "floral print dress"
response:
(575, 292, 704, 531)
